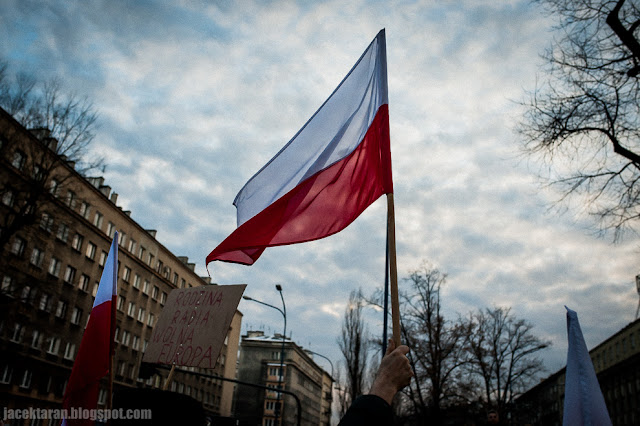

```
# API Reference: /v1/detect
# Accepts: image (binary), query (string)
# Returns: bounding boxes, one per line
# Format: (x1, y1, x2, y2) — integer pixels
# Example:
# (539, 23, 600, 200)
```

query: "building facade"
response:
(233, 331, 334, 426)
(0, 107, 242, 424)
(515, 317, 640, 425)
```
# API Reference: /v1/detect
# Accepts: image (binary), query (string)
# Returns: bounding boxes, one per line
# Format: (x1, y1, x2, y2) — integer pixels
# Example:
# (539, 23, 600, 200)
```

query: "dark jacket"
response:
(338, 395, 394, 426)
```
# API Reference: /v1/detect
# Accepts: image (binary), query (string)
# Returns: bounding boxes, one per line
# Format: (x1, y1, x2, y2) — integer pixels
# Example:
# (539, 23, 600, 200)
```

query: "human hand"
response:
(368, 339, 413, 404)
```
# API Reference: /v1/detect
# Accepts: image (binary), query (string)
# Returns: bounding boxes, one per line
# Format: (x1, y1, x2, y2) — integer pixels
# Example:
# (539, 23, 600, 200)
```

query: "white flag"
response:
(562, 306, 612, 426)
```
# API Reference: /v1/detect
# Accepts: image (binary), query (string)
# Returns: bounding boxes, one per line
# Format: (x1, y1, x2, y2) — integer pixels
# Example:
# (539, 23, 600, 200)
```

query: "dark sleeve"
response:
(337, 395, 394, 426)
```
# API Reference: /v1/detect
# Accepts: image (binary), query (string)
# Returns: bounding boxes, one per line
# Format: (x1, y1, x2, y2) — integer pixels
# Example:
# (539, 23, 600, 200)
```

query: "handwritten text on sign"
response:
(142, 284, 246, 368)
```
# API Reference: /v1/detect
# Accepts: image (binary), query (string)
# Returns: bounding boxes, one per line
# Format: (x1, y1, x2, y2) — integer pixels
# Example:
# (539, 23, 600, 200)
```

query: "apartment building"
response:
(233, 331, 334, 426)
(0, 107, 242, 424)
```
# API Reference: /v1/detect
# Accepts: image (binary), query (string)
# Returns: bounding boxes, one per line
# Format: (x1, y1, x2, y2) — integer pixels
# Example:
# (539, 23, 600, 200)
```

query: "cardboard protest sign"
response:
(142, 284, 246, 368)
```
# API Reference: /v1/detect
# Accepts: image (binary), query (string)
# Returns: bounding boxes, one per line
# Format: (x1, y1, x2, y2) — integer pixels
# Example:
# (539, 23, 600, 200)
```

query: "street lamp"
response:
(304, 349, 334, 379)
(243, 284, 287, 425)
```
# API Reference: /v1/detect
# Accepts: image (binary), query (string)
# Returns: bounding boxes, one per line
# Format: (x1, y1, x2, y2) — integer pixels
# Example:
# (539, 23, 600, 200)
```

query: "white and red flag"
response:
(207, 29, 392, 265)
(62, 232, 118, 426)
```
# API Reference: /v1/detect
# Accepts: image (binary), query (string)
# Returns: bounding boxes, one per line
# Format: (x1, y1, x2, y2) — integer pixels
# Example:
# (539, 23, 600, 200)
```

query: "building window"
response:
(63, 343, 76, 360)
(99, 250, 108, 267)
(39, 294, 52, 312)
(117, 297, 125, 312)
(133, 274, 141, 289)
(30, 247, 44, 268)
(40, 212, 54, 232)
(142, 280, 150, 295)
(85, 242, 97, 260)
(11, 236, 26, 256)
(56, 223, 69, 242)
(147, 313, 154, 327)
(93, 211, 103, 229)
(2, 275, 15, 296)
(122, 266, 131, 282)
(55, 300, 68, 319)
(137, 308, 145, 323)
(180, 278, 186, 289)
(63, 266, 76, 284)
(31, 330, 41, 349)
(79, 274, 90, 292)
(92, 282, 99, 297)
(10, 323, 24, 342)
(152, 286, 159, 300)
(66, 190, 76, 209)
(119, 232, 127, 248)
(172, 272, 179, 285)
(48, 257, 61, 277)
(138, 246, 146, 260)
(121, 330, 130, 347)
(128, 238, 136, 254)
(71, 233, 83, 251)
(269, 367, 282, 377)
(132, 335, 140, 351)
(2, 189, 15, 207)
(160, 292, 168, 305)
(147, 253, 154, 267)
(21, 285, 32, 303)
(47, 337, 60, 355)
(11, 150, 26, 170)
(19, 369, 32, 389)
(49, 179, 60, 197)
(107, 221, 116, 238)
(0, 365, 12, 384)
(98, 389, 107, 405)
(71, 307, 83, 325)
(127, 302, 135, 317)
(79, 201, 91, 219)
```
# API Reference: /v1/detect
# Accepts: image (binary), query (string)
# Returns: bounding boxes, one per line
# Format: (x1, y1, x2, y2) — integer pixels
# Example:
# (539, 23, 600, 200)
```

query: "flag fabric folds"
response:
(62, 232, 118, 426)
(562, 306, 612, 426)
(207, 29, 392, 265)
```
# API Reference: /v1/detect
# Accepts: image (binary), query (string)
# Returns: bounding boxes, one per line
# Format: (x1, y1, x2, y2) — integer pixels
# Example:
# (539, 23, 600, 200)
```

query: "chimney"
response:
(146, 229, 157, 238)
(110, 192, 118, 204)
(99, 185, 111, 198)
(88, 177, 104, 189)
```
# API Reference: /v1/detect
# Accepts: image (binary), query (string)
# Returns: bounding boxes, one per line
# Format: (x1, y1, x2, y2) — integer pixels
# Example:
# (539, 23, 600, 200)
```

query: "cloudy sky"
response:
(2, 0, 639, 382)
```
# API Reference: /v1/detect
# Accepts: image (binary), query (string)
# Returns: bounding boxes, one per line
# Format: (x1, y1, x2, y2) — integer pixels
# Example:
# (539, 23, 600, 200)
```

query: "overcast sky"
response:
(2, 0, 639, 383)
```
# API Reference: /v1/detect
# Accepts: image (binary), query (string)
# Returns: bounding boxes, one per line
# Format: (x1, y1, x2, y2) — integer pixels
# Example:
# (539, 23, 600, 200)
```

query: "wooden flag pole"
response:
(386, 193, 401, 347)
(162, 364, 176, 391)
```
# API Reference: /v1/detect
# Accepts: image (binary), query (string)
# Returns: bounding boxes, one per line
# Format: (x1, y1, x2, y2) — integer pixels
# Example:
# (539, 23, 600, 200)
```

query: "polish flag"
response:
(207, 30, 392, 265)
(62, 233, 118, 426)
(563, 307, 612, 426)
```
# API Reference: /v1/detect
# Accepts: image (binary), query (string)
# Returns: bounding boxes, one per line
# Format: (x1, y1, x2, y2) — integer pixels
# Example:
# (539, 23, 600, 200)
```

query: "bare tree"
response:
(337, 289, 371, 416)
(0, 60, 102, 258)
(463, 307, 550, 419)
(520, 0, 640, 239)
(398, 264, 471, 425)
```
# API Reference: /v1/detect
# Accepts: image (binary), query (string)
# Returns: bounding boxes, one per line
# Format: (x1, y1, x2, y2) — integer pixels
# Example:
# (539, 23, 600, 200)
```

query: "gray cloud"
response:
(2, 0, 638, 382)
